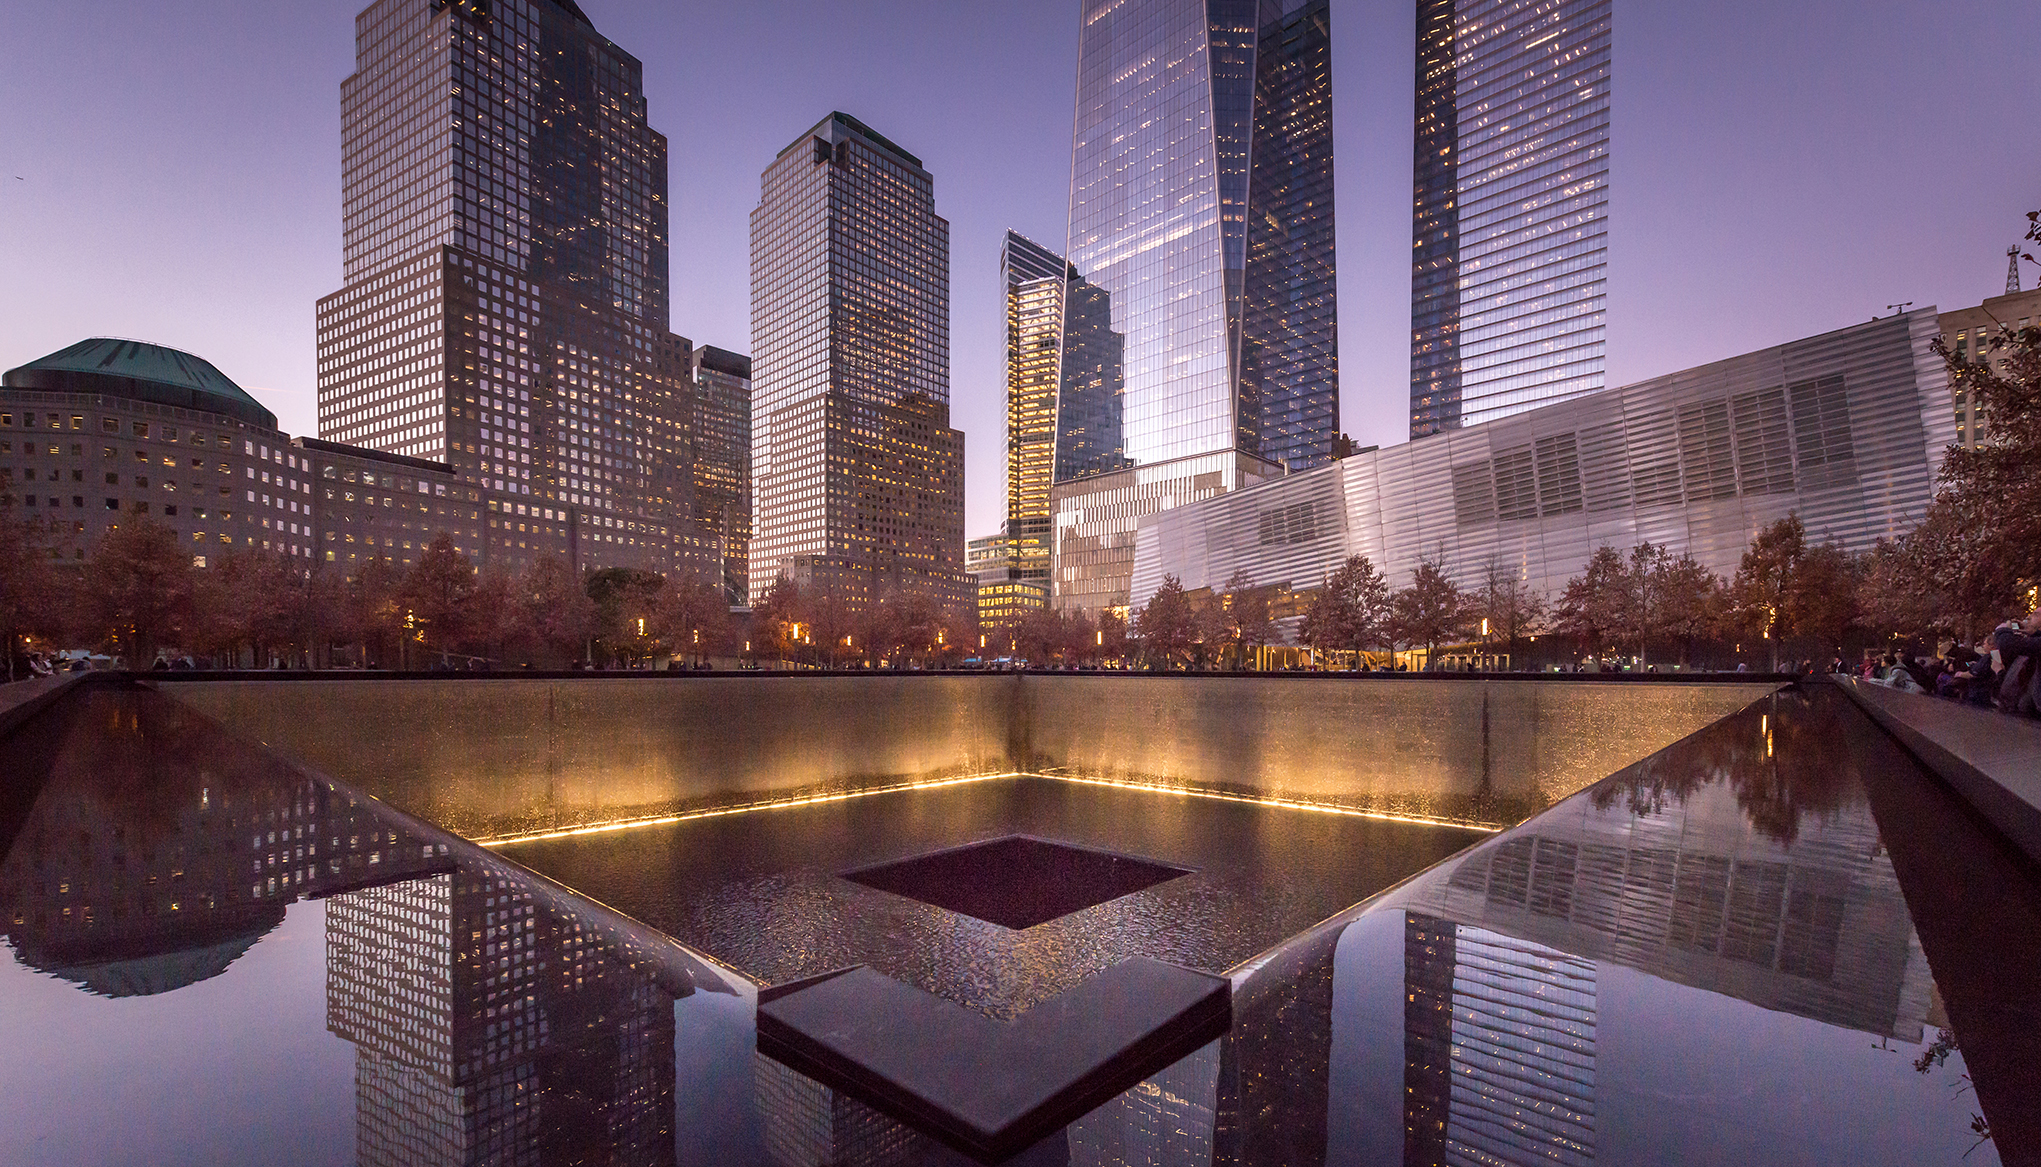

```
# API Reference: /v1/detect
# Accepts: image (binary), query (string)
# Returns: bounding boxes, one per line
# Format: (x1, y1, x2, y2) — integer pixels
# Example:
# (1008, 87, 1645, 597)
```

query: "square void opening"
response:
(842, 836, 1194, 930)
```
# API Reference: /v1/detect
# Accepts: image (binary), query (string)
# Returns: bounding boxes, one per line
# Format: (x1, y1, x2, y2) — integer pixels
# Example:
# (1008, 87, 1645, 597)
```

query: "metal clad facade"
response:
(1131, 311, 1954, 613)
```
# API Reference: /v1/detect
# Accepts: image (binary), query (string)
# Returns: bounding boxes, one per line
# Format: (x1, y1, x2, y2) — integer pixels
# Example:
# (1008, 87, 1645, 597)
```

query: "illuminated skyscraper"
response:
(748, 112, 971, 614)
(1001, 231, 1066, 595)
(1410, 0, 1612, 439)
(1052, 0, 1339, 613)
(1403, 913, 1597, 1166)
(315, 0, 706, 578)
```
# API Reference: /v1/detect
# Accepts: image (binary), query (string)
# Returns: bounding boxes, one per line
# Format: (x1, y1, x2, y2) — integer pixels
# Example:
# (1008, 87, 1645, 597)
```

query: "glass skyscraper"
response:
(1051, 0, 1340, 613)
(316, 0, 710, 579)
(1410, 0, 1613, 439)
(1000, 231, 1067, 593)
(748, 113, 970, 614)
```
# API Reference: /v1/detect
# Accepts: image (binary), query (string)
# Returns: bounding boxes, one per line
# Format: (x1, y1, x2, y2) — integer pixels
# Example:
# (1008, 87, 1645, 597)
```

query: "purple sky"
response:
(1, 0, 2035, 538)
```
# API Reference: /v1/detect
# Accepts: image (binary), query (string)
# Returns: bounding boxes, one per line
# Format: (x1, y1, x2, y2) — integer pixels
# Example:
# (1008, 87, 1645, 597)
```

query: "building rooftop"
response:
(2, 337, 277, 430)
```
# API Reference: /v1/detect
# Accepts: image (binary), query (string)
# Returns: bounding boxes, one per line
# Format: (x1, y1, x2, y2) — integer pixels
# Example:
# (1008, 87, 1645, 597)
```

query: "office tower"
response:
(748, 112, 971, 614)
(1940, 286, 2041, 449)
(1001, 231, 1065, 592)
(328, 870, 678, 1167)
(1410, 0, 1613, 439)
(1403, 913, 1597, 1166)
(315, 0, 706, 579)
(1052, 0, 1340, 614)
(691, 346, 753, 604)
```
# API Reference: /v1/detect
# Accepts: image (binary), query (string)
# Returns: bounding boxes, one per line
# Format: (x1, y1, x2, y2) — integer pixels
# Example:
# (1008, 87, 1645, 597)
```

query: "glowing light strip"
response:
(475, 769, 1502, 847)
(1042, 773, 1504, 834)
(475, 772, 1022, 847)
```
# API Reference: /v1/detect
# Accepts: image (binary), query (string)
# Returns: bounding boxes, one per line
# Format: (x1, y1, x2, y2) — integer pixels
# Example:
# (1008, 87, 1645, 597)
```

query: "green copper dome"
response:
(3, 338, 277, 430)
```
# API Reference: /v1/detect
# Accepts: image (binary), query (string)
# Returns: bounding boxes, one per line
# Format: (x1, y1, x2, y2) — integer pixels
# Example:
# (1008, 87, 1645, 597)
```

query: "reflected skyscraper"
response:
(1410, 0, 1612, 438)
(1051, 0, 1340, 613)
(0, 690, 450, 997)
(1403, 914, 1597, 1167)
(327, 866, 680, 1167)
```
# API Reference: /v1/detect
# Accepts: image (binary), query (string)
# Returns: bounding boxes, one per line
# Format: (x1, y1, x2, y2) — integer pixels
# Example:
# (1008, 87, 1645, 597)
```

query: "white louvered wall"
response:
(1129, 310, 1955, 618)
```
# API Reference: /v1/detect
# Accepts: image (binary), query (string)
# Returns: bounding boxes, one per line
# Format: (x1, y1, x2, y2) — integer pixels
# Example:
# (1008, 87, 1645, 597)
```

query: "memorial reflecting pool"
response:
(0, 680, 2030, 1165)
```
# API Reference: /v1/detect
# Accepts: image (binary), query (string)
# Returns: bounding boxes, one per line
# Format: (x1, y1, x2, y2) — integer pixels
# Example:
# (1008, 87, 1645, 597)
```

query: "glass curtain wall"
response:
(1409, 0, 1612, 439)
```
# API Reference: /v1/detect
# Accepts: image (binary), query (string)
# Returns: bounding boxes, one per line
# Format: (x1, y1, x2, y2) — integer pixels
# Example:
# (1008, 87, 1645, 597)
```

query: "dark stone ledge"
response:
(1839, 677, 2041, 863)
(756, 957, 1230, 1162)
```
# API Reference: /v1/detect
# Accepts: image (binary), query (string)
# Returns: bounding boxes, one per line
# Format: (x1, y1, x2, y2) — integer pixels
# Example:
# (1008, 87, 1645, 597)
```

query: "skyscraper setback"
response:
(1410, 0, 1613, 439)
(316, 0, 723, 579)
(748, 113, 970, 614)
(1051, 0, 1339, 614)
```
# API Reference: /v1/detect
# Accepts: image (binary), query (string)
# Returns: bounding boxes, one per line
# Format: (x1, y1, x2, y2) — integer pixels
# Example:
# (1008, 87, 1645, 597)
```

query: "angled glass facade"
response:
(1243, 0, 1339, 473)
(1053, 0, 1338, 612)
(1410, 0, 1612, 439)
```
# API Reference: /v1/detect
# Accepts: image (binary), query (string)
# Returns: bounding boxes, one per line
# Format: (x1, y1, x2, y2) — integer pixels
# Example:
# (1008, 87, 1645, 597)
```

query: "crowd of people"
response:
(1858, 609, 2041, 718)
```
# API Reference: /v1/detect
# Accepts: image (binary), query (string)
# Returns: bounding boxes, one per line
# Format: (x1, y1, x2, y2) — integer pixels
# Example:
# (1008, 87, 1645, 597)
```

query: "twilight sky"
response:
(1, 0, 2035, 538)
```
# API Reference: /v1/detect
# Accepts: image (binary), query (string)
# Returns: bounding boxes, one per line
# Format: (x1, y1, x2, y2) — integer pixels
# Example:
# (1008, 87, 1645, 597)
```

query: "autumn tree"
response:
(1299, 555, 1390, 668)
(464, 569, 515, 666)
(1915, 208, 2041, 632)
(652, 572, 730, 665)
(1475, 560, 1548, 668)
(1095, 607, 1128, 665)
(344, 555, 405, 667)
(750, 576, 801, 663)
(1014, 606, 1070, 666)
(513, 555, 596, 666)
(400, 535, 479, 665)
(1134, 574, 1198, 668)
(1857, 537, 1941, 642)
(1391, 553, 1471, 667)
(81, 515, 196, 668)
(1731, 516, 1808, 671)
(1792, 541, 1862, 658)
(886, 590, 945, 664)
(1646, 548, 1726, 666)
(582, 566, 664, 665)
(1220, 569, 1275, 668)
(202, 549, 304, 668)
(1554, 546, 1633, 661)
(0, 514, 62, 680)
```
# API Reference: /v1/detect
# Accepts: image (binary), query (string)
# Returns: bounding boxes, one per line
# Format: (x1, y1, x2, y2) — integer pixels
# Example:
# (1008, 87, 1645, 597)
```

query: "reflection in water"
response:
(327, 871, 679, 1167)
(1409, 693, 1931, 1042)
(1067, 1038, 1218, 1167)
(1377, 690, 1970, 1167)
(748, 1034, 1221, 1167)
(0, 689, 451, 996)
(3, 682, 2029, 1166)
(0, 688, 691, 1167)
(752, 1055, 943, 1167)
(1403, 915, 1596, 1166)
(1217, 924, 1337, 1167)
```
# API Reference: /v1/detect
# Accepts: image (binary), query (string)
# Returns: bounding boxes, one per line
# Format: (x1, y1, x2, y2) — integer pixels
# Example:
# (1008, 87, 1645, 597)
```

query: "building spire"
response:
(2009, 245, 2023, 296)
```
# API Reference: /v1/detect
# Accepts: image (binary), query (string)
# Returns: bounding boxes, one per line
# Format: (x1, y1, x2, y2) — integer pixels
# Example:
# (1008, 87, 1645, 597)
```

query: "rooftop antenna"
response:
(1885, 302, 1913, 318)
(2009, 246, 2023, 295)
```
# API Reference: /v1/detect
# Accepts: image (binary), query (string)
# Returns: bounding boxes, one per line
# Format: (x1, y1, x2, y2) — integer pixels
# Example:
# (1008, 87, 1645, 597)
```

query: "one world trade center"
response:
(1050, 0, 1340, 614)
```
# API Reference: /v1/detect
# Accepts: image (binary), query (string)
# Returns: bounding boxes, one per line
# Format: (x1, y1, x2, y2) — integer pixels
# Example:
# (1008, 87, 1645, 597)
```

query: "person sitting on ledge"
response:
(1992, 610, 2041, 718)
